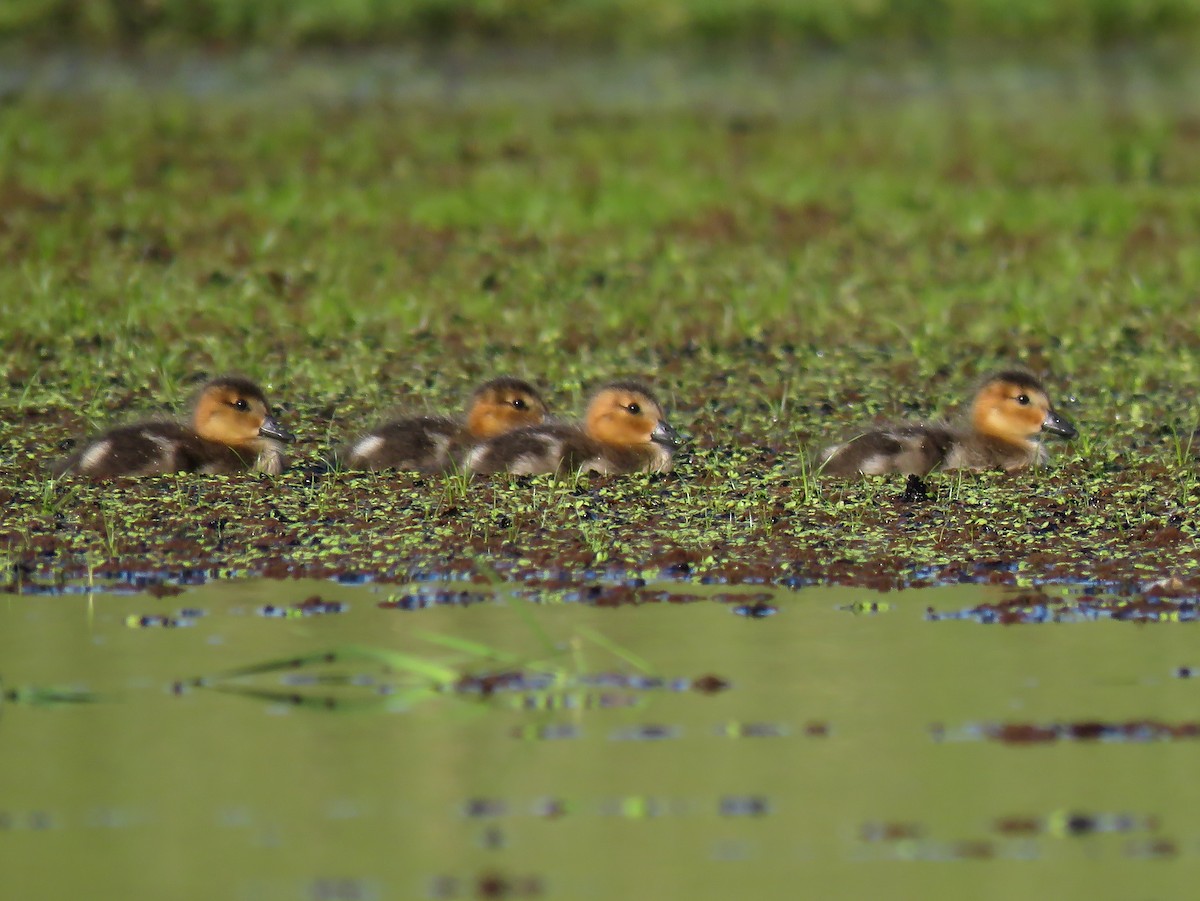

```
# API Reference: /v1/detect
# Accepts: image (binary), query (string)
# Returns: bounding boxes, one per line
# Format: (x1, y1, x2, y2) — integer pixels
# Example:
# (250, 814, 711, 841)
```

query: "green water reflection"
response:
(0, 580, 1194, 899)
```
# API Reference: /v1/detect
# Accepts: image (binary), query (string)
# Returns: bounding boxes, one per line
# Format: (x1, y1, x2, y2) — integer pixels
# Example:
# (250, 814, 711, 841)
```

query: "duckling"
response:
(339, 376, 548, 472)
(54, 376, 293, 478)
(818, 370, 1077, 477)
(467, 380, 682, 476)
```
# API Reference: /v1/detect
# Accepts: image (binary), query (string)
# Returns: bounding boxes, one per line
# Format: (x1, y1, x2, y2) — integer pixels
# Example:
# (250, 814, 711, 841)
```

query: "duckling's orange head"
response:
(585, 381, 682, 450)
(465, 377, 548, 439)
(192, 377, 293, 448)
(971, 371, 1076, 446)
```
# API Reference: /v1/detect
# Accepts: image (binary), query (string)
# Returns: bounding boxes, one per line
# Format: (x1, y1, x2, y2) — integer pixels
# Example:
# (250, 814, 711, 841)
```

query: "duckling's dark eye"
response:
(1015, 395, 1030, 406)
(627, 403, 641, 415)
(512, 398, 527, 410)
(233, 398, 250, 411)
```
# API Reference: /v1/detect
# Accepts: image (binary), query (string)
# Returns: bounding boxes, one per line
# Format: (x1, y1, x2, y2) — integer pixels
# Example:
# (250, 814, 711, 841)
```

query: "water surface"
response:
(0, 579, 1193, 898)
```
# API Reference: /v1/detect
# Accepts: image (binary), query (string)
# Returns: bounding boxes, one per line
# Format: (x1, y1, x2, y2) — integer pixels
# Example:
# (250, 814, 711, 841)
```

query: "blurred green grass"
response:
(4, 56, 1199, 379)
(5, 0, 1200, 48)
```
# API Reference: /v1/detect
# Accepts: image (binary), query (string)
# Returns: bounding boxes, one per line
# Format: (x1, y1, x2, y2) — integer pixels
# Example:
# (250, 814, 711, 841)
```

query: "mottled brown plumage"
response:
(819, 370, 1076, 477)
(467, 381, 682, 476)
(338, 377, 547, 472)
(54, 376, 292, 478)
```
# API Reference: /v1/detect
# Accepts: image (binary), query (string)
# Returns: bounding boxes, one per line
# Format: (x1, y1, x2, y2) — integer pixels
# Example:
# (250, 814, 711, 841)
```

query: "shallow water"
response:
(1, 578, 1195, 898)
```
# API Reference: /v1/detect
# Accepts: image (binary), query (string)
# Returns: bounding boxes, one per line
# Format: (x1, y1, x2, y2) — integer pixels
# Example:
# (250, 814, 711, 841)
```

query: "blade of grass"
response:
(575, 625, 655, 674)
(196, 645, 461, 686)
(415, 631, 524, 664)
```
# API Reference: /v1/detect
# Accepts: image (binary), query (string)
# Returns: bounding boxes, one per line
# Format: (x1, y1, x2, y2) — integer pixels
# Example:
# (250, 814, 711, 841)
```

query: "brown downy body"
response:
(338, 377, 547, 472)
(54, 376, 292, 478)
(467, 380, 683, 476)
(818, 370, 1076, 477)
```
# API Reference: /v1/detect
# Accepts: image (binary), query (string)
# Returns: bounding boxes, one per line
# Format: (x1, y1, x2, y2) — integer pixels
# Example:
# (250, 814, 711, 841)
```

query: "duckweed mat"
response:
(3, 51, 1200, 594)
(1, 579, 1196, 899)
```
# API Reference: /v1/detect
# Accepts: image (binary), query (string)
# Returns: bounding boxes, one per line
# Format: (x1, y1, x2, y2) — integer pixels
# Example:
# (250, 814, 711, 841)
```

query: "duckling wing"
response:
(819, 424, 955, 476)
(54, 422, 197, 478)
(341, 416, 459, 471)
(467, 424, 592, 475)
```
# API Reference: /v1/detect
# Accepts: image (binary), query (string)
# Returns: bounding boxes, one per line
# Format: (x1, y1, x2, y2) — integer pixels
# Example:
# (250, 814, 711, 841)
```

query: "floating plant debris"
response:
(1125, 839, 1178, 859)
(601, 796, 676, 819)
(454, 672, 728, 697)
(455, 671, 529, 697)
(510, 724, 582, 741)
(463, 798, 507, 819)
(926, 591, 1200, 624)
(994, 811, 1157, 837)
(125, 612, 199, 629)
(838, 600, 891, 614)
(732, 602, 777, 618)
(691, 674, 731, 694)
(476, 872, 544, 899)
(429, 872, 544, 900)
(993, 816, 1041, 836)
(259, 595, 347, 618)
(145, 583, 186, 598)
(861, 821, 924, 842)
(949, 841, 995, 860)
(719, 795, 770, 817)
(610, 724, 681, 741)
(507, 691, 643, 711)
(717, 721, 788, 738)
(531, 798, 569, 819)
(378, 591, 492, 611)
(937, 720, 1200, 743)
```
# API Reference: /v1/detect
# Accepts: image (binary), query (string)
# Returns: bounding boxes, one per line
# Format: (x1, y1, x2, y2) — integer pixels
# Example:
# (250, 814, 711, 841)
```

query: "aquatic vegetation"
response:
(174, 579, 708, 712)
(182, 640, 723, 713)
(3, 53, 1200, 597)
(937, 720, 1200, 743)
(5, 42, 1200, 900)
